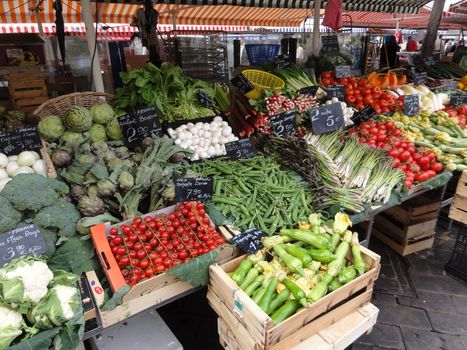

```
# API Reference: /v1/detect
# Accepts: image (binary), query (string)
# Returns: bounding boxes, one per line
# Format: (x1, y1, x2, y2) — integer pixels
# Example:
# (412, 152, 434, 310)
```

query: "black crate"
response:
(445, 226, 467, 283)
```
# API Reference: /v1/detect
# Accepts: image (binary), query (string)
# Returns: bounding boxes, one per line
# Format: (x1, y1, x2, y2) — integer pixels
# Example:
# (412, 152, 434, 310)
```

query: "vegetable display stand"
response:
(217, 303, 379, 350)
(383, 193, 442, 225)
(89, 205, 238, 328)
(6, 71, 48, 112)
(207, 247, 380, 350)
(448, 171, 467, 226)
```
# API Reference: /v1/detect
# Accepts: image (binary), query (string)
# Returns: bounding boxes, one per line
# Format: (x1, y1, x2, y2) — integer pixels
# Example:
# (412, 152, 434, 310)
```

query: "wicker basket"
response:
(242, 70, 285, 100)
(33, 92, 113, 118)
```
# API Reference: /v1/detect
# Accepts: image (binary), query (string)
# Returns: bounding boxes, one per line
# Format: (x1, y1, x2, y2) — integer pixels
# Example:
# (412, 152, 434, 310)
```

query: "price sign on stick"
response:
(230, 73, 254, 94)
(326, 84, 345, 101)
(444, 80, 458, 92)
(118, 106, 162, 148)
(175, 177, 213, 202)
(225, 138, 257, 160)
(308, 103, 345, 134)
(404, 95, 419, 116)
(450, 93, 467, 106)
(298, 86, 319, 97)
(196, 91, 213, 109)
(413, 72, 427, 85)
(351, 105, 376, 127)
(334, 66, 352, 78)
(321, 35, 339, 53)
(231, 228, 266, 254)
(270, 110, 296, 136)
(0, 127, 42, 156)
(0, 224, 48, 267)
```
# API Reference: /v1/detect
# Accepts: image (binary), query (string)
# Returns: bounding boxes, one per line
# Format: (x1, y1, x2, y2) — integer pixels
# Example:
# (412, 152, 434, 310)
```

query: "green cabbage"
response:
(63, 106, 92, 132)
(89, 124, 107, 143)
(90, 103, 115, 125)
(37, 116, 65, 142)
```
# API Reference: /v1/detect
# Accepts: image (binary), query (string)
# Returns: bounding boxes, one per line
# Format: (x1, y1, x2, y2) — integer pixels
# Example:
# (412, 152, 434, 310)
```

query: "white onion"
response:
(7, 155, 17, 161)
(6, 162, 19, 177)
(17, 151, 36, 167)
(0, 153, 8, 168)
(13, 166, 34, 176)
(0, 169, 8, 180)
(31, 151, 41, 160)
(33, 159, 47, 175)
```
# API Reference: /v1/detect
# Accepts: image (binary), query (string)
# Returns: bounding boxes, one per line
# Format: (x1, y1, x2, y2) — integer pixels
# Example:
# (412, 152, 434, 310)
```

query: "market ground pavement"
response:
(158, 218, 467, 350)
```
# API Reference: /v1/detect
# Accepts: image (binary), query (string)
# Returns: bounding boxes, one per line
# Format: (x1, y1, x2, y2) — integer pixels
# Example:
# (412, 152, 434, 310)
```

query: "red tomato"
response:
(322, 71, 333, 79)
(399, 151, 411, 162)
(346, 95, 357, 104)
(371, 87, 381, 94)
(364, 95, 374, 105)
(322, 78, 332, 86)
(431, 162, 443, 172)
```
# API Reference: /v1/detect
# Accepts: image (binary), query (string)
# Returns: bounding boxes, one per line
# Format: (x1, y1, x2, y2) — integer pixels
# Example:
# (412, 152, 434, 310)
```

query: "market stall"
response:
(0, 0, 466, 349)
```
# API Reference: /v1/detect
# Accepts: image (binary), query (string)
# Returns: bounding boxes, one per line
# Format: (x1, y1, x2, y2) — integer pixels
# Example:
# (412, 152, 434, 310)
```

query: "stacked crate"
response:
(446, 171, 467, 282)
(207, 246, 380, 350)
(6, 71, 48, 112)
(373, 193, 441, 256)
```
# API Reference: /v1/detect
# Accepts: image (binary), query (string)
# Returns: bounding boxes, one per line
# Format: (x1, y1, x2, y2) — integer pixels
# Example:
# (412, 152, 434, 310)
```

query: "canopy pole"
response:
(421, 0, 446, 58)
(81, 0, 105, 92)
(312, 0, 321, 56)
(32, 0, 45, 36)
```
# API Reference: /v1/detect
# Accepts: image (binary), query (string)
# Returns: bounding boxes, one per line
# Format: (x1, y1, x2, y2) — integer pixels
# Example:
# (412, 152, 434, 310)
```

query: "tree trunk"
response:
(421, 0, 446, 57)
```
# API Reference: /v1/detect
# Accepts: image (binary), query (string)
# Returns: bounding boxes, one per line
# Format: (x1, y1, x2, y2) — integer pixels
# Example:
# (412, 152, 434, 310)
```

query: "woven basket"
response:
(33, 92, 113, 118)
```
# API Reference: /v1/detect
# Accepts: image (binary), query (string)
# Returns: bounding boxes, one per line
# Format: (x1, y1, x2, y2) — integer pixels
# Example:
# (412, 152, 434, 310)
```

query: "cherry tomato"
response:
(113, 236, 123, 245)
(137, 250, 146, 259)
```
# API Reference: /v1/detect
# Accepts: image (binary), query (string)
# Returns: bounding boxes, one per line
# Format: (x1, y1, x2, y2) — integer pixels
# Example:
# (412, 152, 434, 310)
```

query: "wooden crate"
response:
(449, 171, 467, 225)
(374, 213, 437, 244)
(372, 227, 434, 256)
(87, 221, 239, 328)
(218, 303, 379, 350)
(207, 246, 380, 350)
(6, 72, 48, 112)
(384, 194, 441, 225)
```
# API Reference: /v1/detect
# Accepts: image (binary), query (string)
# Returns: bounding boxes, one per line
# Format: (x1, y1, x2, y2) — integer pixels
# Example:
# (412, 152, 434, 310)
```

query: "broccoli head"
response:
(37, 227, 58, 258)
(34, 202, 81, 237)
(0, 196, 22, 234)
(1, 174, 69, 212)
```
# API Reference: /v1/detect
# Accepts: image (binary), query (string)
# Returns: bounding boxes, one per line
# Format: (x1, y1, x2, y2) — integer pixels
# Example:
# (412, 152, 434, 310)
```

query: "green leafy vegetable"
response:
(166, 249, 219, 286)
(49, 237, 96, 275)
(101, 286, 131, 311)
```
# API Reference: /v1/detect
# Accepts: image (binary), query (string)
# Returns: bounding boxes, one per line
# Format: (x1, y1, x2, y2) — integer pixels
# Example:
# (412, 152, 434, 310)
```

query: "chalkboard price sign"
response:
(444, 80, 458, 91)
(270, 110, 296, 136)
(404, 95, 420, 116)
(196, 91, 213, 109)
(334, 65, 352, 78)
(298, 86, 319, 97)
(231, 227, 267, 254)
(413, 72, 427, 85)
(0, 127, 42, 156)
(230, 73, 254, 94)
(321, 35, 339, 53)
(351, 105, 376, 126)
(326, 84, 345, 100)
(175, 177, 213, 202)
(308, 103, 345, 134)
(423, 56, 435, 66)
(450, 93, 467, 106)
(118, 106, 163, 148)
(0, 224, 48, 267)
(225, 138, 257, 160)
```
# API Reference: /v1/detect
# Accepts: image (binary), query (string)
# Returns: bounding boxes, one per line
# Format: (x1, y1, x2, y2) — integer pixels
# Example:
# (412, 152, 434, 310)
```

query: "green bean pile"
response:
(192, 156, 314, 234)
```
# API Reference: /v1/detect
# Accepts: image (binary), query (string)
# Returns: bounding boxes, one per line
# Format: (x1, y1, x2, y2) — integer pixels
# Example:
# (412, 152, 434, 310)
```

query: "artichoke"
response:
(4, 117, 24, 133)
(78, 153, 96, 165)
(132, 153, 143, 164)
(75, 218, 91, 235)
(96, 180, 117, 198)
(38, 115, 65, 142)
(78, 196, 106, 217)
(51, 148, 73, 168)
(103, 150, 117, 163)
(61, 131, 85, 146)
(162, 184, 175, 201)
(84, 172, 98, 184)
(90, 103, 115, 125)
(87, 185, 98, 197)
(79, 143, 92, 154)
(141, 137, 154, 151)
(63, 106, 93, 132)
(106, 118, 123, 140)
(89, 124, 108, 143)
(7, 110, 26, 122)
(114, 146, 130, 159)
(70, 185, 86, 202)
(91, 141, 109, 155)
(106, 158, 123, 173)
(118, 171, 134, 192)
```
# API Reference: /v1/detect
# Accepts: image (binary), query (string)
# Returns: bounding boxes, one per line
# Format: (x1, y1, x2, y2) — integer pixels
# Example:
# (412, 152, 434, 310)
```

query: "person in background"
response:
(380, 35, 400, 68)
(434, 35, 442, 51)
(444, 39, 453, 55)
(406, 36, 418, 51)
(451, 40, 458, 53)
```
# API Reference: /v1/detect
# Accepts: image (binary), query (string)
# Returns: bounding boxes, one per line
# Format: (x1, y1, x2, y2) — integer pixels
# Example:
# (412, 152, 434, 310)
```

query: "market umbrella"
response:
(53, 0, 66, 67)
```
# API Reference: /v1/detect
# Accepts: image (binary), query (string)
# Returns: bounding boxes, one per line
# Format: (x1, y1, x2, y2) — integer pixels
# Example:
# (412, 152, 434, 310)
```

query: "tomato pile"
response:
(444, 104, 467, 128)
(107, 201, 227, 286)
(348, 120, 443, 189)
(320, 72, 400, 113)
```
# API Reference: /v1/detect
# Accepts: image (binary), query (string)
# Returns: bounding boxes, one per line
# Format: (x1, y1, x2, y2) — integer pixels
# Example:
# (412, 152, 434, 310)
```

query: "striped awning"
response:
(344, 7, 466, 29)
(0, 0, 431, 27)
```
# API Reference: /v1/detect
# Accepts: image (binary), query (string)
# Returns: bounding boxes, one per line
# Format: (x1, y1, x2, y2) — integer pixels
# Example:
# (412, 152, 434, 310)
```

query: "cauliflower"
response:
(54, 285, 78, 319)
(0, 257, 53, 305)
(0, 304, 23, 348)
